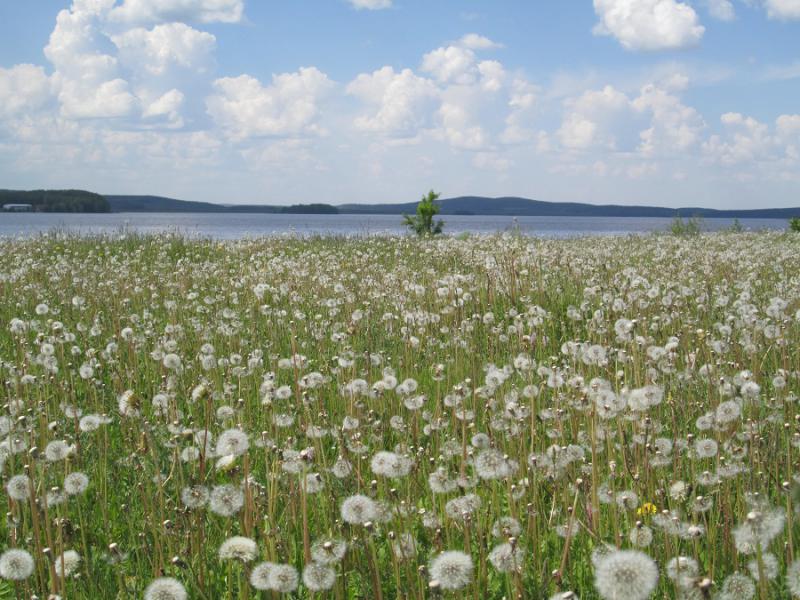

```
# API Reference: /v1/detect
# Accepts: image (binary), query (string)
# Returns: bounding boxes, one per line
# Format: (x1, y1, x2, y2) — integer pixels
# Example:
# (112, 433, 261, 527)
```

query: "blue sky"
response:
(0, 0, 799, 208)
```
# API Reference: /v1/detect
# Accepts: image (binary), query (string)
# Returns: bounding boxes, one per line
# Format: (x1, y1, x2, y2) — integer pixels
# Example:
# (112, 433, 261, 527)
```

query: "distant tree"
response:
(790, 217, 800, 232)
(669, 214, 703, 236)
(403, 190, 444, 236)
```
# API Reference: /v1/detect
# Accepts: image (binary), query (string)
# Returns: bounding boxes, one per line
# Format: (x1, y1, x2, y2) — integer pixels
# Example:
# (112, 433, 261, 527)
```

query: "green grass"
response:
(0, 230, 799, 599)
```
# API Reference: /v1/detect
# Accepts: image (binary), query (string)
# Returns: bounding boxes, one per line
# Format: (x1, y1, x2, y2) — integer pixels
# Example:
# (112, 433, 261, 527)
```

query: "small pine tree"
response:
(790, 217, 800, 232)
(403, 190, 445, 236)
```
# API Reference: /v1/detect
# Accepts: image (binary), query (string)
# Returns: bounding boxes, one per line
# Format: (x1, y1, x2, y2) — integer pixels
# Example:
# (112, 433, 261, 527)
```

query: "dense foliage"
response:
(0, 190, 109, 213)
(1, 231, 800, 599)
(403, 190, 445, 236)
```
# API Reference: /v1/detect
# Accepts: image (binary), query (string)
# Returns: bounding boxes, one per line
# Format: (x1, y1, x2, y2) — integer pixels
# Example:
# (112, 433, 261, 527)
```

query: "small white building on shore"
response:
(2, 203, 33, 212)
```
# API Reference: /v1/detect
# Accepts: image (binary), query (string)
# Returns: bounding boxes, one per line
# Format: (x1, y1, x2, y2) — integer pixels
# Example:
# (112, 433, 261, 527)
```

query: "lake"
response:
(0, 212, 790, 239)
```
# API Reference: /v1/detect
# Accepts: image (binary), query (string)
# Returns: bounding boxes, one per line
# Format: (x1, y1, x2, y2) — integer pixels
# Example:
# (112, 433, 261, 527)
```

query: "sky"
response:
(0, 0, 799, 208)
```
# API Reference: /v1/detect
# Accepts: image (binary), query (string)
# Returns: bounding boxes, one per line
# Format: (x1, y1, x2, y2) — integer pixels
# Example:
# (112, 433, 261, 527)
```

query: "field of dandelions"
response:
(1, 230, 800, 600)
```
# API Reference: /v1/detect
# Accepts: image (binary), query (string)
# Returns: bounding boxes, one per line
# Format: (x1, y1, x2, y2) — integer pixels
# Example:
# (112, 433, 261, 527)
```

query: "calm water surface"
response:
(0, 212, 789, 239)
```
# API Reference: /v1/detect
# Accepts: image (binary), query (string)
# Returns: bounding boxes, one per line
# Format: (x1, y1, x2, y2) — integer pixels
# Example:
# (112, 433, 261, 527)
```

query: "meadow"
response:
(1, 230, 799, 599)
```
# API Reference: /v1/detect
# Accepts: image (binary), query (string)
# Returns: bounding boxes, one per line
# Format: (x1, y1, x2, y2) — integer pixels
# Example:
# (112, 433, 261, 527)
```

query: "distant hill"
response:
(1, 189, 109, 212)
(338, 196, 800, 219)
(106, 195, 229, 213)
(106, 195, 337, 214)
(6, 191, 799, 219)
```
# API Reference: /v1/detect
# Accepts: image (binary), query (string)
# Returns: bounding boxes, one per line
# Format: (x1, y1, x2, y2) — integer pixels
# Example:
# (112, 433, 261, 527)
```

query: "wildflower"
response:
(475, 448, 514, 480)
(445, 494, 482, 521)
(268, 563, 299, 593)
(488, 543, 523, 573)
(209, 484, 244, 517)
(786, 559, 800, 598)
(45, 439, 74, 462)
(144, 577, 187, 600)
(303, 472, 324, 493)
(593, 549, 658, 600)
(311, 539, 347, 564)
(215, 429, 249, 457)
(694, 438, 718, 459)
(637, 502, 657, 516)
(391, 533, 417, 560)
(162, 353, 182, 371)
(54, 550, 80, 578)
(47, 489, 67, 507)
(219, 536, 258, 562)
(429, 550, 474, 590)
(302, 562, 336, 591)
(250, 562, 276, 590)
(331, 458, 352, 478)
(747, 552, 779, 581)
(181, 485, 210, 509)
(428, 468, 458, 494)
(370, 451, 412, 478)
(340, 494, 377, 525)
(6, 474, 31, 501)
(628, 525, 653, 548)
(666, 556, 698, 588)
(720, 573, 755, 599)
(79, 414, 106, 432)
(492, 516, 522, 539)
(64, 472, 89, 495)
(0, 549, 34, 580)
(118, 390, 140, 418)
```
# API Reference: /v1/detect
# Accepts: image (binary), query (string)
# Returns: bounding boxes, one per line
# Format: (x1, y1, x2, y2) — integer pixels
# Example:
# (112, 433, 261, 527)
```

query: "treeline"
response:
(1, 189, 110, 213)
(225, 203, 339, 214)
(285, 203, 337, 214)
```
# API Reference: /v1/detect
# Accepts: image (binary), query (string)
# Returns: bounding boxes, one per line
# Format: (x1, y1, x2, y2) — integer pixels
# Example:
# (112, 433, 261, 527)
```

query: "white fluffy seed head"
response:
(0, 549, 35, 580)
(143, 577, 187, 600)
(218, 536, 258, 562)
(302, 562, 337, 591)
(340, 494, 377, 525)
(6, 474, 31, 501)
(593, 549, 658, 600)
(429, 550, 474, 590)
(64, 472, 89, 496)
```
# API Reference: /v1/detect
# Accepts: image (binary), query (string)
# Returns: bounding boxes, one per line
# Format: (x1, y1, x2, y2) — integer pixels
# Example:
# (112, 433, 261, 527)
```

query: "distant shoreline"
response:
(3, 189, 799, 219)
(105, 194, 800, 219)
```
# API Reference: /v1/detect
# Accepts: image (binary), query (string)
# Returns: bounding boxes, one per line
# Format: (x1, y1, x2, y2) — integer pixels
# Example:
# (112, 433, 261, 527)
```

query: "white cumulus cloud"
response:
(206, 68, 334, 139)
(110, 0, 244, 24)
(421, 46, 477, 84)
(593, 0, 705, 50)
(705, 0, 736, 21)
(349, 0, 392, 10)
(0, 65, 53, 119)
(112, 23, 216, 76)
(347, 67, 439, 136)
(764, 0, 800, 20)
(45, 0, 138, 119)
(458, 33, 503, 50)
(632, 83, 705, 155)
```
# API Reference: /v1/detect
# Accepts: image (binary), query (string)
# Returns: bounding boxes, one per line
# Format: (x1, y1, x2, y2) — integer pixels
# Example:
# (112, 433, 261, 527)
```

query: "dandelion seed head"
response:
(54, 550, 80, 578)
(429, 550, 474, 590)
(250, 562, 276, 590)
(268, 563, 299, 593)
(302, 562, 336, 591)
(63, 472, 89, 495)
(6, 474, 31, 501)
(0, 549, 34, 580)
(218, 536, 257, 562)
(209, 484, 244, 517)
(593, 549, 658, 600)
(144, 577, 187, 600)
(340, 494, 377, 525)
